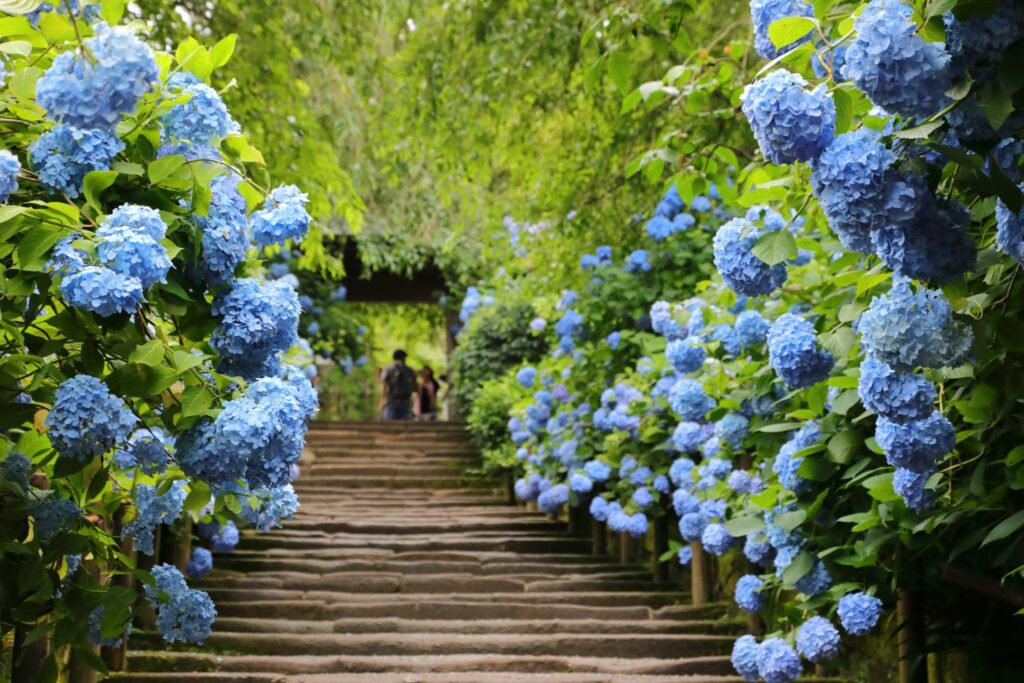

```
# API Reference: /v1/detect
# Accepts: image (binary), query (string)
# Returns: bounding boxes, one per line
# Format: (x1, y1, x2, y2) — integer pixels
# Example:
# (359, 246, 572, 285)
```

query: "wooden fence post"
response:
(102, 505, 133, 672)
(11, 625, 49, 683)
(898, 589, 928, 683)
(651, 515, 670, 583)
(591, 520, 607, 556)
(690, 541, 713, 605)
(618, 533, 637, 565)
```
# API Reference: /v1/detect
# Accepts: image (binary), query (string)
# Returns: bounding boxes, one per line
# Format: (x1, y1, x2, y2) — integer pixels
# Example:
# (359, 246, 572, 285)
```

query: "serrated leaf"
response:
(981, 510, 1024, 547)
(128, 340, 164, 367)
(893, 119, 944, 140)
(210, 33, 237, 67)
(752, 230, 796, 266)
(100, 0, 126, 25)
(781, 551, 813, 586)
(607, 51, 631, 94)
(833, 86, 853, 134)
(179, 385, 214, 418)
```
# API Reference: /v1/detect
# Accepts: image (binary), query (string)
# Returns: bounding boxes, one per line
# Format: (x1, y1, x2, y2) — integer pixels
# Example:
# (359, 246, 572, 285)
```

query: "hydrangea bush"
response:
(0, 3, 326, 678)
(459, 0, 1024, 678)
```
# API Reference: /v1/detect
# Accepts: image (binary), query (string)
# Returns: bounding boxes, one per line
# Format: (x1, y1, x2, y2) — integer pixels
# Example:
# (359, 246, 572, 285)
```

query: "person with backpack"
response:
(380, 349, 418, 420)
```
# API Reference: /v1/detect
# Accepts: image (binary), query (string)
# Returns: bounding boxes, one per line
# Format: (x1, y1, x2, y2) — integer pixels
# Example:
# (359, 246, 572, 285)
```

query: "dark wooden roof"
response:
(340, 240, 449, 304)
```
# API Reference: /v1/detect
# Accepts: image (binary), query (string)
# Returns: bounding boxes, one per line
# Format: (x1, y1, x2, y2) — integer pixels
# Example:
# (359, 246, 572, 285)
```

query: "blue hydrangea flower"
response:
(665, 338, 706, 374)
(876, 411, 955, 472)
(46, 375, 135, 460)
(36, 23, 158, 130)
(745, 535, 775, 566)
(837, 591, 883, 635)
(538, 483, 569, 514)
(741, 70, 835, 165)
(30, 124, 124, 197)
(651, 475, 670, 494)
(677, 545, 693, 565)
(811, 129, 918, 253)
(679, 511, 707, 542)
(893, 467, 936, 512)
(757, 638, 803, 683)
(186, 547, 213, 579)
(857, 355, 936, 423)
(163, 82, 237, 143)
(736, 310, 769, 349)
(672, 423, 705, 455)
(797, 616, 841, 662)
(555, 308, 584, 340)
(623, 512, 648, 538)
(103, 204, 167, 241)
(767, 314, 834, 388)
(59, 265, 145, 317)
(668, 379, 715, 422)
(124, 482, 187, 555)
(606, 331, 621, 349)
(672, 489, 700, 517)
(669, 456, 696, 487)
(625, 249, 651, 273)
(996, 184, 1024, 264)
(750, 0, 814, 59)
(211, 278, 299, 378)
(517, 366, 537, 388)
(211, 520, 240, 552)
(157, 139, 219, 162)
(242, 484, 300, 531)
(709, 323, 742, 356)
(714, 413, 749, 450)
(120, 427, 173, 475)
(145, 564, 216, 644)
(3, 452, 31, 488)
(0, 149, 20, 202)
(812, 43, 848, 79)
(842, 0, 951, 117)
(728, 470, 763, 494)
(197, 173, 249, 286)
(589, 496, 610, 521)
(732, 634, 761, 682)
(33, 495, 80, 539)
(735, 574, 764, 613)
(713, 218, 788, 296)
(795, 559, 833, 596)
(96, 225, 171, 288)
(646, 215, 677, 241)
(858, 277, 973, 372)
(529, 317, 546, 332)
(631, 486, 653, 509)
(583, 460, 611, 482)
(944, 3, 1024, 73)
(249, 185, 311, 248)
(773, 423, 820, 494)
(871, 194, 975, 284)
(569, 472, 593, 494)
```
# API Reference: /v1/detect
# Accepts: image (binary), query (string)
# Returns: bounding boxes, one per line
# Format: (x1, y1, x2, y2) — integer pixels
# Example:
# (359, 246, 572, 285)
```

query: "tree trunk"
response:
(651, 515, 669, 583)
(898, 588, 927, 683)
(690, 542, 713, 605)
(591, 519, 607, 556)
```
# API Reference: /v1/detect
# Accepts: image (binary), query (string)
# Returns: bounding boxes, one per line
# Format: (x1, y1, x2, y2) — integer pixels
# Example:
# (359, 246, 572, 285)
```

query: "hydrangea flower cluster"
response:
(31, 124, 124, 197)
(749, 0, 814, 59)
(210, 520, 240, 552)
(36, 23, 159, 130)
(517, 366, 537, 388)
(45, 376, 136, 461)
(837, 591, 883, 635)
(857, 355, 935, 423)
(115, 427, 174, 474)
(857, 277, 973, 372)
(241, 484, 300, 531)
(0, 149, 20, 203)
(32, 495, 81, 540)
(766, 314, 834, 388)
(163, 77, 238, 144)
(249, 185, 312, 248)
(841, 0, 951, 117)
(186, 547, 214, 579)
(741, 70, 835, 165)
(124, 482, 187, 555)
(145, 564, 216, 644)
(665, 338, 706, 373)
(735, 574, 764, 613)
(713, 218, 788, 296)
(668, 378, 716, 422)
(796, 616, 841, 662)
(196, 174, 249, 285)
(211, 278, 300, 378)
(646, 186, 696, 241)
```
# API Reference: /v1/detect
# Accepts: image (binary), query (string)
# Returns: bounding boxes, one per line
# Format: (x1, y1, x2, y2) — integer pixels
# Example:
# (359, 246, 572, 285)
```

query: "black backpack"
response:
(387, 364, 415, 400)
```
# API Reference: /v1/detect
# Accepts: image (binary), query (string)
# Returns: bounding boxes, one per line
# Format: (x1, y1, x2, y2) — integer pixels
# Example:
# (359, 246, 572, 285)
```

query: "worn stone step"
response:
(201, 588, 690, 609)
(110, 673, 746, 683)
(213, 557, 651, 578)
(133, 631, 734, 659)
(123, 651, 735, 676)
(235, 534, 593, 554)
(209, 616, 742, 636)
(293, 477, 489, 491)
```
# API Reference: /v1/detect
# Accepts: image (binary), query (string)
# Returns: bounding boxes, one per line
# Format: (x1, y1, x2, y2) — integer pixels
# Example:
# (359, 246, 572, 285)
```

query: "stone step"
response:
(196, 572, 679, 595)
(264, 519, 570, 534)
(133, 631, 734, 659)
(110, 673, 745, 683)
(219, 550, 615, 565)
(121, 652, 735, 677)
(215, 599, 667, 622)
(234, 533, 593, 554)
(202, 589, 689, 610)
(213, 557, 653, 578)
(292, 477, 490, 491)
(209, 616, 742, 636)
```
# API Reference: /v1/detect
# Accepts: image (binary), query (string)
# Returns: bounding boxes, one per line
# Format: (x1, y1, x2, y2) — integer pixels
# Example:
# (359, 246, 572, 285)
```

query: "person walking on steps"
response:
(380, 349, 418, 420)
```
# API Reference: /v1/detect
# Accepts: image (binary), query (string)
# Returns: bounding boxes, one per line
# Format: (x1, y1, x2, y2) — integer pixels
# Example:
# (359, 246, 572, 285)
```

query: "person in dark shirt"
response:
(380, 349, 417, 420)
(417, 365, 441, 420)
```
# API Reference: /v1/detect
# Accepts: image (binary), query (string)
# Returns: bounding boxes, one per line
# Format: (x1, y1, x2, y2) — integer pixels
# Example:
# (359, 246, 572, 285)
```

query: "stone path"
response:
(111, 421, 744, 682)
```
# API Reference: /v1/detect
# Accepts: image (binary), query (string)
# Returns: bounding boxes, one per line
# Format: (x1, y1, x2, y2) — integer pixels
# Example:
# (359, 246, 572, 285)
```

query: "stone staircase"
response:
(109, 420, 744, 683)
